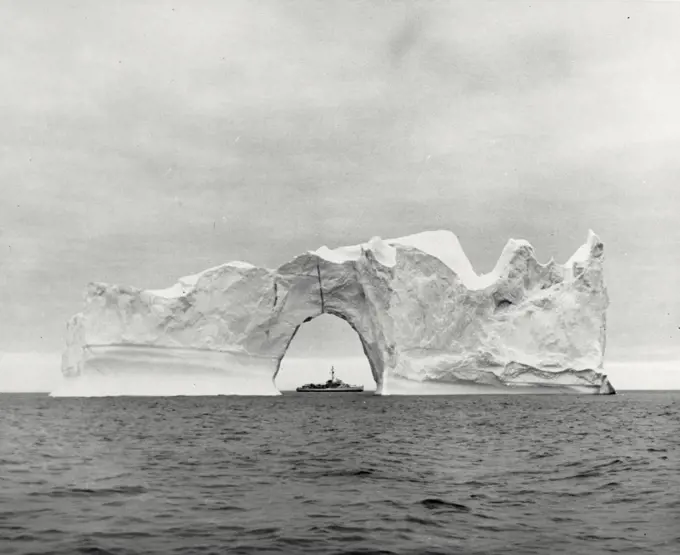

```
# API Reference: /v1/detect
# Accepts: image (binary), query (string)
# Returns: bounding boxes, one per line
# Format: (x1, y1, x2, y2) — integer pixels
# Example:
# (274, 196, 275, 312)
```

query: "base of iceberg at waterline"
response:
(50, 345, 281, 397)
(384, 376, 615, 396)
(49, 345, 614, 397)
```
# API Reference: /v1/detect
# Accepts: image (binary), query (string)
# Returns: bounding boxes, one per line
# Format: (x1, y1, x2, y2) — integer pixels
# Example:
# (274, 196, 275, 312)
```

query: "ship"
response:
(296, 366, 364, 392)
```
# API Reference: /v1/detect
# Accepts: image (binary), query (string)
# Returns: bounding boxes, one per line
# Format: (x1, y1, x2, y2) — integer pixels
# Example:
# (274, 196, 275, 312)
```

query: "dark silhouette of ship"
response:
(296, 366, 364, 392)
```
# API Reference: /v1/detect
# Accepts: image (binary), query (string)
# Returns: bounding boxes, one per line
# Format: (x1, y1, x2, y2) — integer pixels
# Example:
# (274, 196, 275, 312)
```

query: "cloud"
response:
(0, 0, 679, 369)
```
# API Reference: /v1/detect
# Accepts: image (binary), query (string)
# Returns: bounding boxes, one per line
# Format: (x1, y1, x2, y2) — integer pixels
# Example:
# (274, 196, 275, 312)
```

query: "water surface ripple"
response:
(1, 391, 678, 554)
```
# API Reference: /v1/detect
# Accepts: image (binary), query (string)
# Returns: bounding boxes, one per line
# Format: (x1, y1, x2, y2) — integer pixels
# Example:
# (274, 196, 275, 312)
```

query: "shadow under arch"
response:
(272, 309, 381, 393)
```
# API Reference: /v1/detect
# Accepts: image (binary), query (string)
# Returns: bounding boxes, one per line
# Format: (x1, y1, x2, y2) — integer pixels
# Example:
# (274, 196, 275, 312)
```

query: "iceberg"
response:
(53, 229, 615, 397)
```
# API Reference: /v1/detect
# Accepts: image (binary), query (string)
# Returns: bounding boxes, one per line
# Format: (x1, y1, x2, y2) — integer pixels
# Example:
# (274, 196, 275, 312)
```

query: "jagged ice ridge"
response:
(53, 230, 615, 396)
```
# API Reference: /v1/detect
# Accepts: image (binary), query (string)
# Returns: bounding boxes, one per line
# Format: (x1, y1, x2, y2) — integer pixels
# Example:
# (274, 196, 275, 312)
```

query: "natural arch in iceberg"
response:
(53, 230, 615, 397)
(273, 313, 375, 391)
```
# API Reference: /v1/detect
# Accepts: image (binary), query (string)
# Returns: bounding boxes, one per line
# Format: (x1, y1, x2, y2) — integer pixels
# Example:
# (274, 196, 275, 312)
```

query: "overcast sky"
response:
(1, 1, 679, 381)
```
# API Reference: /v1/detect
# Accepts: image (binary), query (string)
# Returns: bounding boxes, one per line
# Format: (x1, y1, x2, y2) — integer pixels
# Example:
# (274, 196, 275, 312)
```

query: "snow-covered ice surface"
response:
(55, 229, 615, 397)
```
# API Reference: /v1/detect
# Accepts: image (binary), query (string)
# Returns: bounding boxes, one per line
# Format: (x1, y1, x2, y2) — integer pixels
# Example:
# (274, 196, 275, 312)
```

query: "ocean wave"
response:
(1, 391, 678, 554)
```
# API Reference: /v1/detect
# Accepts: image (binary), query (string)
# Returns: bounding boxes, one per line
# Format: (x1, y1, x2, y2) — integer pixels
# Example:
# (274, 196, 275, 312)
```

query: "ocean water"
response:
(1, 392, 678, 555)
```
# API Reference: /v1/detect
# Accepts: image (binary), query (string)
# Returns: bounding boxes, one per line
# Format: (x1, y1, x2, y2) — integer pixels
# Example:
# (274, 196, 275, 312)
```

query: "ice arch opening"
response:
(274, 313, 375, 392)
(254, 252, 395, 395)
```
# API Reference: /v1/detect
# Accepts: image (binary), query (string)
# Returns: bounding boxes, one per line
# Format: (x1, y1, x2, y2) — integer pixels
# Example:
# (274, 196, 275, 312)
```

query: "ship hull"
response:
(295, 387, 364, 393)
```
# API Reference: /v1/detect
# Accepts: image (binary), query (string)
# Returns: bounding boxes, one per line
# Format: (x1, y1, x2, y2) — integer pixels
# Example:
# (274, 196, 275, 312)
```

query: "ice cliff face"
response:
(54, 230, 615, 396)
